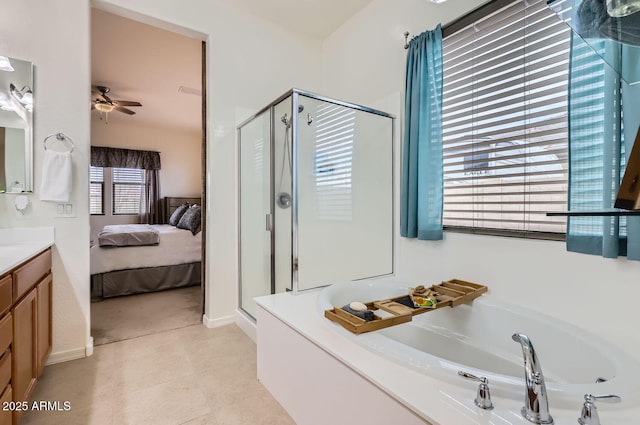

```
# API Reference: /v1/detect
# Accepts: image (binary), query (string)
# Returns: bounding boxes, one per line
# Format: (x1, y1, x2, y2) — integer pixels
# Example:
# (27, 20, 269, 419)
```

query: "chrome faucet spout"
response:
(512, 333, 554, 424)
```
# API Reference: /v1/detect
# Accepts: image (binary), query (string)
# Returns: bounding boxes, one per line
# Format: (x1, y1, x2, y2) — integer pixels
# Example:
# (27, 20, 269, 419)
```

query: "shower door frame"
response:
(238, 89, 395, 318)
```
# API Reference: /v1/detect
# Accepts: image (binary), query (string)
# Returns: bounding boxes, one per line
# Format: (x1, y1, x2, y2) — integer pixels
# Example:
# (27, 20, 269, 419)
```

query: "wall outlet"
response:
(55, 202, 76, 218)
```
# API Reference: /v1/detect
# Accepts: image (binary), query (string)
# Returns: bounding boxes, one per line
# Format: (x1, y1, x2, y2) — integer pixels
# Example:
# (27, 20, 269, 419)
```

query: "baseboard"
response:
(202, 313, 234, 328)
(235, 309, 257, 343)
(85, 336, 94, 357)
(46, 346, 87, 365)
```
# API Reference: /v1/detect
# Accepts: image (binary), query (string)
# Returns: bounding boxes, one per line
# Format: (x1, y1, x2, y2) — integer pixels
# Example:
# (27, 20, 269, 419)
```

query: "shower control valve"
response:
(578, 394, 621, 425)
(458, 371, 493, 410)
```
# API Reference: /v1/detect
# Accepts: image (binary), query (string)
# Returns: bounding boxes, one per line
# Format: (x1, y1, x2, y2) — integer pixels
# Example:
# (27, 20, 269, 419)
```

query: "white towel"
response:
(40, 150, 72, 202)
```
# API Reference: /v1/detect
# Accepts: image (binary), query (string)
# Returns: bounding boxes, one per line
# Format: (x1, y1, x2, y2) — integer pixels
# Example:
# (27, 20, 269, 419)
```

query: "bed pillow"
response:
(177, 205, 201, 235)
(169, 203, 190, 226)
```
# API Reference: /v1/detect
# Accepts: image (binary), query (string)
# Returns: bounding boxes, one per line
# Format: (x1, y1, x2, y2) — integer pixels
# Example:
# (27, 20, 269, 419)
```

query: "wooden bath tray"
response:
(324, 279, 487, 335)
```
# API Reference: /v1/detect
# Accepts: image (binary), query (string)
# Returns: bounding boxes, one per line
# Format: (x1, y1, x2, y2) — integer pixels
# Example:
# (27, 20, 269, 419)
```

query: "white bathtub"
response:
(317, 277, 640, 408)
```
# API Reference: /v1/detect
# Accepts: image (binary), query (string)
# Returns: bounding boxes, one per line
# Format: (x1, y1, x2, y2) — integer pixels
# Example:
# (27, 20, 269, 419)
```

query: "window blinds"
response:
(442, 0, 570, 235)
(112, 167, 144, 215)
(89, 166, 104, 215)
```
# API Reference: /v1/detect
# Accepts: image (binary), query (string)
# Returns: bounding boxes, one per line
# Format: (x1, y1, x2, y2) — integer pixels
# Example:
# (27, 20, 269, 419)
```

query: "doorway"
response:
(88, 8, 208, 345)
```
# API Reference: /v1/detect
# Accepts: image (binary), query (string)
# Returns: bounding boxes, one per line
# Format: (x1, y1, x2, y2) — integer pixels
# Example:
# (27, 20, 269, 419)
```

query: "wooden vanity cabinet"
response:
(0, 385, 11, 425)
(0, 311, 12, 425)
(11, 289, 37, 413)
(36, 274, 52, 378)
(0, 248, 52, 425)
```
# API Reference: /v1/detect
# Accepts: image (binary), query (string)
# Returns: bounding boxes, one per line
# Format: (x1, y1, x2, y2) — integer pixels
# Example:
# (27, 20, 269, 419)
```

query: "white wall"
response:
(1, 0, 322, 360)
(0, 0, 92, 361)
(90, 121, 201, 241)
(321, 0, 640, 357)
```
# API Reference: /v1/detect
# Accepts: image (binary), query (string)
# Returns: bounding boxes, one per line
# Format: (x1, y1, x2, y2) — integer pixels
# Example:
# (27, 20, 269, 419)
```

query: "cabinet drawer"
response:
(12, 249, 51, 303)
(0, 314, 11, 354)
(0, 350, 9, 391)
(0, 276, 10, 318)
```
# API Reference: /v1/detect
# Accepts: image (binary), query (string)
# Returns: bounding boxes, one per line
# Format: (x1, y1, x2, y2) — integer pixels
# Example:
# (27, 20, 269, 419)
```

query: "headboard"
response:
(164, 196, 202, 223)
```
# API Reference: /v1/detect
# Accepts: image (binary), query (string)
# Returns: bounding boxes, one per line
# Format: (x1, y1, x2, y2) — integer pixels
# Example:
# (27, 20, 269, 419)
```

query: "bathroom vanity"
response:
(0, 228, 53, 425)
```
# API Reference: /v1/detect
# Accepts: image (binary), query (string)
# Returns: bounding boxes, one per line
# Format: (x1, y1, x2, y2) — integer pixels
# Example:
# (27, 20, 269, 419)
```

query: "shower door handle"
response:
(265, 213, 273, 232)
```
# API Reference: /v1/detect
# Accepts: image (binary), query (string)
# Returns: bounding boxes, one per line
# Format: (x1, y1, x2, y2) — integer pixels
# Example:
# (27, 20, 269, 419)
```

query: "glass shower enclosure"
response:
(238, 89, 394, 319)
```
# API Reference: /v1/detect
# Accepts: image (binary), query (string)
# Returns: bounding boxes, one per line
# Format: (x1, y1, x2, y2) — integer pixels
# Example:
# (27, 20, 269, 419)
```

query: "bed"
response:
(90, 196, 202, 300)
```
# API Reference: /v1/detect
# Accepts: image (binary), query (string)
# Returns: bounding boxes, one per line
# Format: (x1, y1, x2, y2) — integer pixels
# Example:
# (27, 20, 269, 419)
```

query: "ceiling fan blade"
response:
(93, 84, 111, 93)
(114, 100, 142, 107)
(114, 105, 135, 115)
(101, 93, 113, 103)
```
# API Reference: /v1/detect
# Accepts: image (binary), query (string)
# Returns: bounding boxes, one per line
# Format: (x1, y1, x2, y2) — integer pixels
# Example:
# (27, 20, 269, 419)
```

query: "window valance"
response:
(91, 146, 161, 170)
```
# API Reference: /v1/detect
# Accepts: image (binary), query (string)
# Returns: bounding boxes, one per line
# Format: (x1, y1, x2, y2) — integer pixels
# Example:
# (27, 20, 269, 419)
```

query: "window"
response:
(89, 166, 104, 215)
(112, 168, 145, 215)
(442, 0, 570, 237)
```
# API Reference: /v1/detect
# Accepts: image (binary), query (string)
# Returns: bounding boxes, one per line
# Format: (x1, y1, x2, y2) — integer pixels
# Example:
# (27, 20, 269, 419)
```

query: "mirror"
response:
(0, 55, 33, 193)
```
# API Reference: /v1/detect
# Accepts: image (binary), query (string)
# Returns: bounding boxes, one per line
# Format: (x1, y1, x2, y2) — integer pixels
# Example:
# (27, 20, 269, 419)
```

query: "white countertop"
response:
(256, 290, 639, 425)
(0, 227, 54, 275)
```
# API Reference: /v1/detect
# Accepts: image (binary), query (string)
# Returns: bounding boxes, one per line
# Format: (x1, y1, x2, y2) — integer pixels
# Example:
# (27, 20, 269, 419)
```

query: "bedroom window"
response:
(442, 0, 570, 238)
(112, 167, 145, 215)
(90, 166, 104, 215)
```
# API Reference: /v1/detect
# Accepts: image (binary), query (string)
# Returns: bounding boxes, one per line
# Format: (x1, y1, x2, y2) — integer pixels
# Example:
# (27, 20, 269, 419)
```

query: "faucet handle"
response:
(578, 394, 621, 425)
(458, 371, 493, 410)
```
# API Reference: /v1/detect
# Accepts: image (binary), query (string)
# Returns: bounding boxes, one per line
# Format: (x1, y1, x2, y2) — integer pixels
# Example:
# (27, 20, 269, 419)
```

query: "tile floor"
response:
(20, 324, 295, 425)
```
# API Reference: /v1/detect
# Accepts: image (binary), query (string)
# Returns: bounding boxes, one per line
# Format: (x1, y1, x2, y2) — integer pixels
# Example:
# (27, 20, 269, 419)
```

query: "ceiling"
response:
(236, 0, 374, 38)
(91, 8, 202, 132)
(91, 1, 374, 131)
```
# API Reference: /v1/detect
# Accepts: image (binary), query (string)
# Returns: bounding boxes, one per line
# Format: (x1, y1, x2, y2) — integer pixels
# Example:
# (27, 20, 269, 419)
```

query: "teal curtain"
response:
(400, 26, 443, 240)
(567, 34, 640, 259)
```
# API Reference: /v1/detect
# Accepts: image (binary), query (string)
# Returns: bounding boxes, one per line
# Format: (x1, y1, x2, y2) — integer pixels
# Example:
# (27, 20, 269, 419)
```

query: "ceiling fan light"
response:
(0, 56, 14, 72)
(95, 102, 115, 113)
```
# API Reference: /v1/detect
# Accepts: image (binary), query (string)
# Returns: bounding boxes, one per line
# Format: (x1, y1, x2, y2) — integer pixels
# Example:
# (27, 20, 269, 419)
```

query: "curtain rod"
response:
(442, 0, 513, 38)
(404, 0, 512, 47)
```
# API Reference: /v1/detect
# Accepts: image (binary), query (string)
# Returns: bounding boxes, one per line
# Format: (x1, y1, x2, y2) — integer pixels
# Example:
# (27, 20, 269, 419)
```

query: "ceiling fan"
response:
(91, 85, 142, 122)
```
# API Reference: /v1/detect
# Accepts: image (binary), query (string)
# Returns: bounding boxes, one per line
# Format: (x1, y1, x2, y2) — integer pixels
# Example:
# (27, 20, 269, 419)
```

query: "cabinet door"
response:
(36, 274, 52, 377)
(0, 385, 11, 425)
(12, 288, 37, 406)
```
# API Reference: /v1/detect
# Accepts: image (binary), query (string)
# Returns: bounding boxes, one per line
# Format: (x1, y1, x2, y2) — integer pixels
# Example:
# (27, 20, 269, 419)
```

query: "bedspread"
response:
(91, 224, 201, 275)
(98, 224, 160, 247)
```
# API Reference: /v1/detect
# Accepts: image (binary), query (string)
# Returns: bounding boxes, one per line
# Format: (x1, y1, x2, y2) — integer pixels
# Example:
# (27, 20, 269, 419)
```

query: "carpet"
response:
(91, 285, 203, 345)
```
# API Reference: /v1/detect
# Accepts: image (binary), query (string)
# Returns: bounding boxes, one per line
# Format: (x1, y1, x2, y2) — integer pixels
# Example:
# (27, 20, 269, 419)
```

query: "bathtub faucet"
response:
(512, 333, 554, 424)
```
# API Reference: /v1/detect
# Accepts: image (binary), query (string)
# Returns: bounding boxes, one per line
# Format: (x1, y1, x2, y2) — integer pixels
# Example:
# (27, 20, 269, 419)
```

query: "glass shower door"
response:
(295, 94, 393, 291)
(239, 109, 272, 319)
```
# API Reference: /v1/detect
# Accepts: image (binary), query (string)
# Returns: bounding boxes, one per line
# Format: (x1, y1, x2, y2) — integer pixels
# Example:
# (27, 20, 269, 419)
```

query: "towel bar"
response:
(43, 132, 74, 153)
